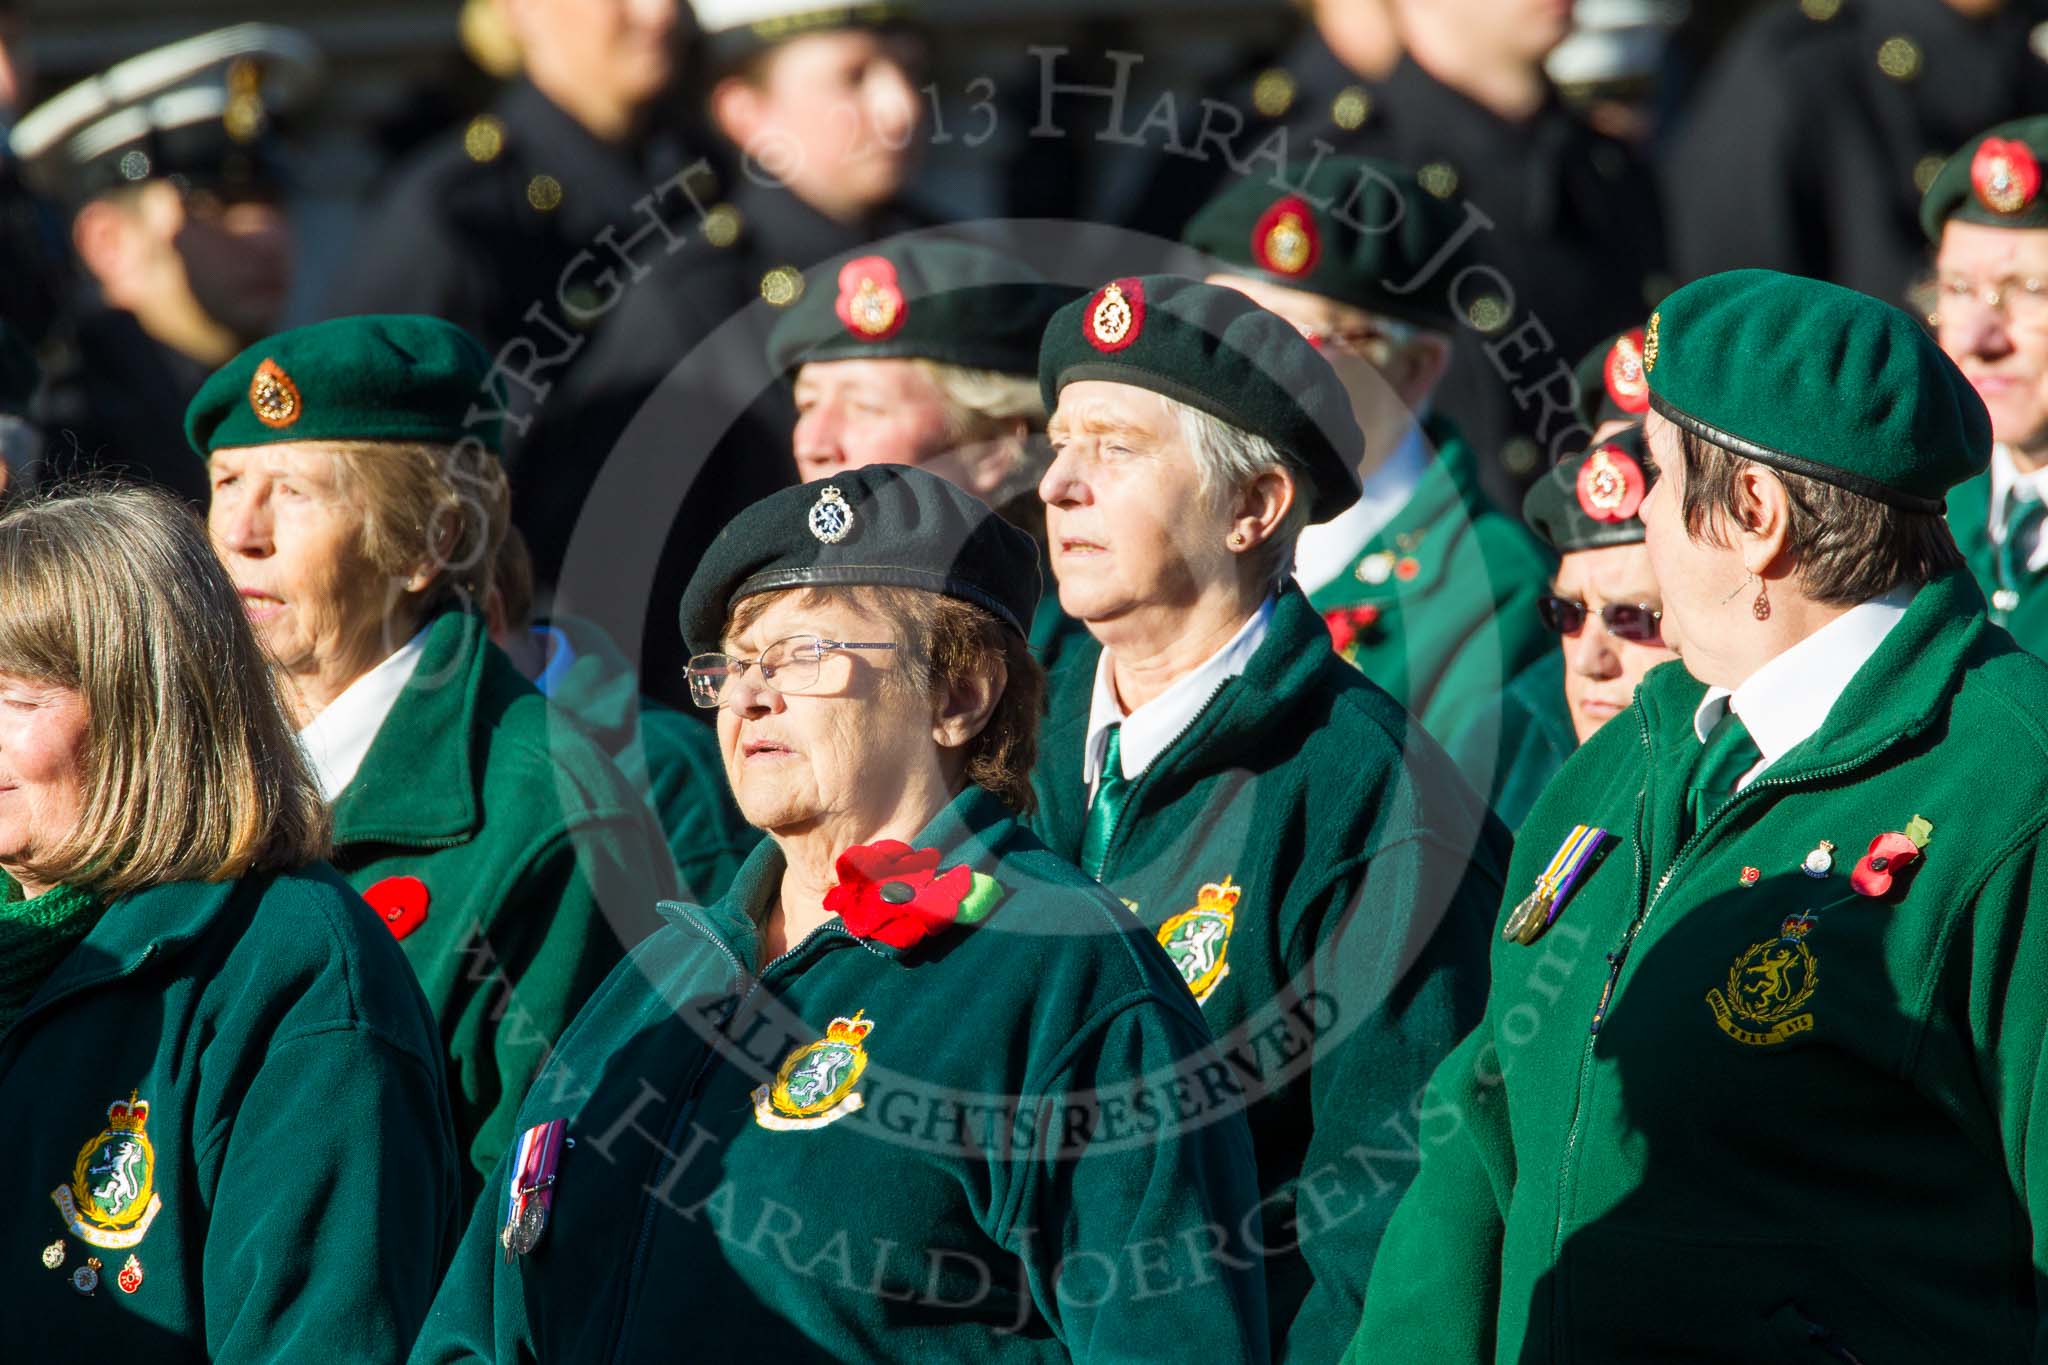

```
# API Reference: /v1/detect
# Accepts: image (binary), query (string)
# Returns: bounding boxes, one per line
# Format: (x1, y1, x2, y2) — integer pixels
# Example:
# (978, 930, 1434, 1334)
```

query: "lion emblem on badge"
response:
(754, 1012, 874, 1131)
(1705, 913, 1820, 1048)
(1156, 877, 1241, 1006)
(51, 1092, 163, 1250)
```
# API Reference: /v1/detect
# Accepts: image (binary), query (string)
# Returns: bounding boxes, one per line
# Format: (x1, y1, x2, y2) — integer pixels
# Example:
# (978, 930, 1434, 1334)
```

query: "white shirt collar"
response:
(298, 628, 432, 801)
(1989, 443, 2048, 572)
(1083, 595, 1276, 791)
(1690, 584, 1915, 788)
(1291, 425, 1431, 595)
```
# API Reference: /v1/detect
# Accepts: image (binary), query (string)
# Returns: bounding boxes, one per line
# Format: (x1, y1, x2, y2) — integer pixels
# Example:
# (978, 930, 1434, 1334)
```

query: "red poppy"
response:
(1850, 832, 1922, 898)
(365, 875, 430, 940)
(1323, 604, 1382, 653)
(824, 841, 974, 951)
(1972, 137, 2041, 216)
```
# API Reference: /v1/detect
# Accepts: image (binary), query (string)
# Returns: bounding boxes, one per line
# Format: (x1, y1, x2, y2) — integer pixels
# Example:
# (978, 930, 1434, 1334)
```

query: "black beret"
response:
(1037, 275, 1365, 522)
(678, 464, 1041, 655)
(766, 240, 1080, 378)
(0, 322, 39, 415)
(1571, 326, 1650, 432)
(1522, 425, 1656, 553)
(1921, 116, 2048, 240)
(1181, 157, 1476, 331)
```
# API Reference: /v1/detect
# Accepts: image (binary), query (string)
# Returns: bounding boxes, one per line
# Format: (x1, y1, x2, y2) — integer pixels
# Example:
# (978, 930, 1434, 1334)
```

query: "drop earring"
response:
(1752, 577, 1771, 621)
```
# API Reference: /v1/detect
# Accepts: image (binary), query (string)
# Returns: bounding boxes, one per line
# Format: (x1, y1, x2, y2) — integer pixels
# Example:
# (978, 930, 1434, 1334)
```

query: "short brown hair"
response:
(331, 439, 509, 621)
(728, 584, 1043, 814)
(0, 486, 329, 897)
(1676, 428, 1962, 606)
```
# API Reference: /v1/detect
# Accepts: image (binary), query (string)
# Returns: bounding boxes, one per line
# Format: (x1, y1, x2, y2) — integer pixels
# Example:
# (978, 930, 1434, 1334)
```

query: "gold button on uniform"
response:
(702, 203, 741, 248)
(526, 174, 563, 212)
(1799, 0, 1841, 20)
(760, 266, 804, 307)
(464, 115, 506, 164)
(1252, 69, 1296, 119)
(1419, 162, 1461, 199)
(1876, 36, 1921, 82)
(1331, 86, 1372, 132)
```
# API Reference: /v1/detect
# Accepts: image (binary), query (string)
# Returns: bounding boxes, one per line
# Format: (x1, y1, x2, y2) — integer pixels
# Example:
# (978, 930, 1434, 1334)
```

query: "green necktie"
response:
(1081, 725, 1131, 881)
(1995, 495, 2045, 620)
(1686, 708, 1760, 838)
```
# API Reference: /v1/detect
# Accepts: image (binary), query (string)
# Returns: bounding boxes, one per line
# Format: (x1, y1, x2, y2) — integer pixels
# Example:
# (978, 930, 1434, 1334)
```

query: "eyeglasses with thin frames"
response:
(686, 634, 899, 710)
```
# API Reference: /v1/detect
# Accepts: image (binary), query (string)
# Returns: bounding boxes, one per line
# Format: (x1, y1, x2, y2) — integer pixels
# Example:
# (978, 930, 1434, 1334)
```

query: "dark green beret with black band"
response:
(0, 322, 39, 414)
(678, 464, 1041, 655)
(1182, 157, 1473, 332)
(186, 314, 505, 456)
(766, 240, 1081, 378)
(1038, 275, 1365, 523)
(1920, 116, 2048, 240)
(1644, 269, 1990, 513)
(1572, 326, 1651, 431)
(1522, 425, 1655, 553)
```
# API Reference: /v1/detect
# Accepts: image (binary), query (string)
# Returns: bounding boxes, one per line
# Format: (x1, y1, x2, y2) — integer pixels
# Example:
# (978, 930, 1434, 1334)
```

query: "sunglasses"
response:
(1538, 595, 1663, 644)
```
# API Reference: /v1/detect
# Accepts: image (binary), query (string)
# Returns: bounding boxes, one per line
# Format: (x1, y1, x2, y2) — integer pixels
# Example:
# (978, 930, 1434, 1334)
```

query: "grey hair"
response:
(1163, 395, 1315, 591)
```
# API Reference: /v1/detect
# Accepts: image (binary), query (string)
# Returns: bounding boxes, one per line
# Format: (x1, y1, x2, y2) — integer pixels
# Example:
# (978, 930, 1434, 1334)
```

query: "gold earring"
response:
(1230, 531, 1248, 549)
(1752, 577, 1771, 621)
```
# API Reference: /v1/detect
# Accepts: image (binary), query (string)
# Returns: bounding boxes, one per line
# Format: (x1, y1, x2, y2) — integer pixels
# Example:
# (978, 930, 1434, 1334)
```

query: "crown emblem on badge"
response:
(1642, 312, 1660, 374)
(223, 57, 268, 145)
(1780, 912, 1817, 942)
(1603, 329, 1649, 413)
(1576, 445, 1647, 522)
(834, 255, 907, 341)
(1251, 196, 1321, 277)
(1195, 878, 1243, 913)
(248, 358, 301, 429)
(825, 1011, 874, 1045)
(1085, 278, 1144, 352)
(1972, 137, 2041, 216)
(808, 484, 854, 544)
(105, 1095, 149, 1133)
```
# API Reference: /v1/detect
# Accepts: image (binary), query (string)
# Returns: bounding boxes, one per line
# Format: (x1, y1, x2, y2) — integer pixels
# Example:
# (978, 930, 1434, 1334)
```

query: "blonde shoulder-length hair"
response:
(0, 486, 329, 897)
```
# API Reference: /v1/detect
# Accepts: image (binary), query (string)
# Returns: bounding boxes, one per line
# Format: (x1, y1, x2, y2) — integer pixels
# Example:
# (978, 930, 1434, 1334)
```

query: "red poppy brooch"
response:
(1850, 815, 1933, 898)
(1323, 604, 1382, 654)
(824, 841, 1004, 951)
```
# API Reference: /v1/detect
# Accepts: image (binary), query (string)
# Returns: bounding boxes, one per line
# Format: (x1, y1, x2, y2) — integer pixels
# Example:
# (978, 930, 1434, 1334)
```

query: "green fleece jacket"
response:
(1948, 467, 2048, 658)
(1350, 572, 2048, 1365)
(410, 785, 1271, 1362)
(331, 609, 675, 1207)
(1447, 650, 1578, 833)
(1307, 418, 1555, 794)
(1030, 585, 1509, 1362)
(1, 867, 459, 1363)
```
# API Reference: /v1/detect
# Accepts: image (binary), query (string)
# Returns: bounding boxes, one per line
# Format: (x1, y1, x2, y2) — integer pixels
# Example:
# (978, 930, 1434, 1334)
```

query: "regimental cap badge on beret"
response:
(1604, 328, 1650, 414)
(1576, 443, 1648, 522)
(1251, 195, 1321, 278)
(1643, 311, 1660, 374)
(1085, 278, 1144, 352)
(248, 357, 301, 429)
(1972, 137, 2042, 216)
(834, 255, 907, 341)
(808, 484, 854, 544)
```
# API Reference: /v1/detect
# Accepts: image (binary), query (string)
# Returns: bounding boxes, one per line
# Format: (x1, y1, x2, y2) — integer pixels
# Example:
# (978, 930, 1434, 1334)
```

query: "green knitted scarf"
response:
(0, 881, 106, 1036)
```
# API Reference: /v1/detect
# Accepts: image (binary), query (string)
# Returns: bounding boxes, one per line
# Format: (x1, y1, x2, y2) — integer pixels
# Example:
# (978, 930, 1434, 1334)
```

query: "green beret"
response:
(766, 241, 1080, 378)
(1644, 269, 1990, 512)
(0, 322, 39, 415)
(186, 314, 505, 456)
(1181, 157, 1474, 331)
(1522, 425, 1656, 553)
(1921, 116, 2048, 240)
(1572, 326, 1650, 431)
(1037, 275, 1365, 522)
(678, 464, 1040, 655)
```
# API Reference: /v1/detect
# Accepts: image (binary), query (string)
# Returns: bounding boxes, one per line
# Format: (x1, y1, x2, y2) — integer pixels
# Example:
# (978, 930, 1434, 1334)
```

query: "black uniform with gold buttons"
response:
(1664, 0, 2048, 306)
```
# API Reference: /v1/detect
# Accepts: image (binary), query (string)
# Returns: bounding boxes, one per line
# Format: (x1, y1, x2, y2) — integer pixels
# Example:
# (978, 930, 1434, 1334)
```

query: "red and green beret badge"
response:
(1972, 138, 2042, 216)
(1603, 328, 1650, 414)
(1085, 277, 1144, 352)
(834, 255, 907, 341)
(248, 358, 302, 429)
(1251, 195, 1321, 277)
(1576, 444, 1648, 522)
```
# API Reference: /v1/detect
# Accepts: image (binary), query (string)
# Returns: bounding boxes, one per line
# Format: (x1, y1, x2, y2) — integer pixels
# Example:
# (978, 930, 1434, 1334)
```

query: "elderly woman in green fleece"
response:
(0, 486, 457, 1362)
(188, 313, 677, 1210)
(1027, 276, 1507, 1361)
(412, 464, 1270, 1363)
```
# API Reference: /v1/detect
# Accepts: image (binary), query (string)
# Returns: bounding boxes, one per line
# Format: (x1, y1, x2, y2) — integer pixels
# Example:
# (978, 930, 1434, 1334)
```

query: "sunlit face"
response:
(0, 674, 90, 894)
(726, 30, 925, 220)
(506, 0, 679, 110)
(1552, 542, 1677, 742)
(1639, 410, 1751, 688)
(1933, 221, 2048, 457)
(714, 591, 932, 836)
(207, 444, 399, 708)
(1429, 0, 1574, 62)
(1040, 381, 1232, 628)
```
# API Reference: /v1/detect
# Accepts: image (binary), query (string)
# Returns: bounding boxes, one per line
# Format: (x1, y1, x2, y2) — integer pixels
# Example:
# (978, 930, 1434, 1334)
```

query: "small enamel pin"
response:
(1739, 866, 1761, 888)
(1801, 840, 1836, 879)
(1504, 825, 1612, 946)
(116, 1254, 143, 1295)
(1852, 815, 1933, 898)
(500, 1118, 567, 1261)
(40, 1239, 64, 1270)
(71, 1257, 101, 1295)
(808, 485, 854, 545)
